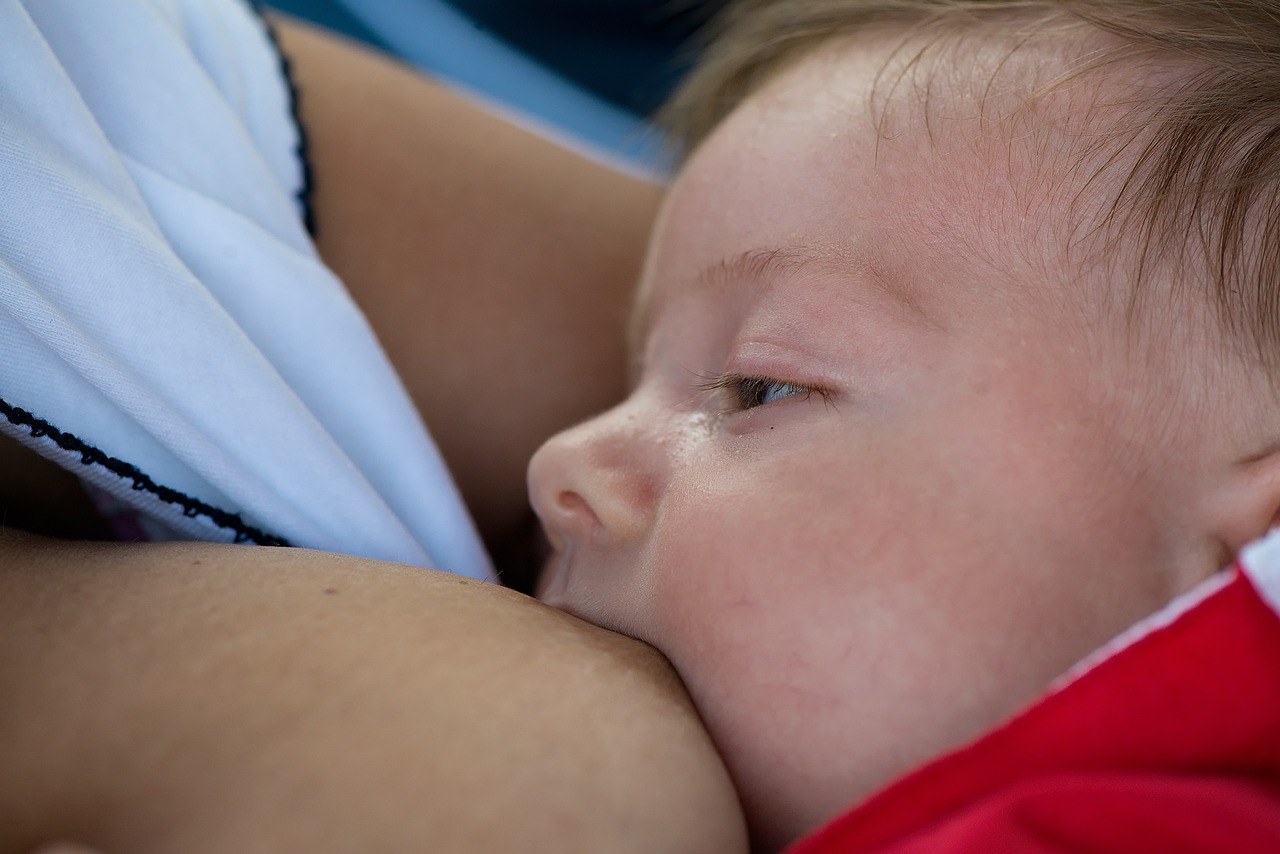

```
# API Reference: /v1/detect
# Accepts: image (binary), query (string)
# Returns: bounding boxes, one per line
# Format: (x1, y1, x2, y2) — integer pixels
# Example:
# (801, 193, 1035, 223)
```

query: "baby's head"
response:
(530, 1, 1280, 848)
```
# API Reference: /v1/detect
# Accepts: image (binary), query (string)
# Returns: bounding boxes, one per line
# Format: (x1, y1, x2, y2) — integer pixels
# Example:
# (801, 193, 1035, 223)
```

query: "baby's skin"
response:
(530, 24, 1280, 850)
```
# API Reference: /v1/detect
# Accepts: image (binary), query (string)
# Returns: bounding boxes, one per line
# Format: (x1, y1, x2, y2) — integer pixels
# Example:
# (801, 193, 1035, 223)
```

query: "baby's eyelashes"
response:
(696, 372, 827, 413)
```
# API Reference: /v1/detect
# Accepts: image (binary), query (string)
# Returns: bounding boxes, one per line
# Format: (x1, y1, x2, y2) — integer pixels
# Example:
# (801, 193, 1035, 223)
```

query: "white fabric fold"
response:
(0, 0, 494, 581)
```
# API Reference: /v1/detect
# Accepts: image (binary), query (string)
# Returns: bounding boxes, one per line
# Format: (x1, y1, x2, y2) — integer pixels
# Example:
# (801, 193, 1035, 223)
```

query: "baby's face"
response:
(530, 32, 1206, 849)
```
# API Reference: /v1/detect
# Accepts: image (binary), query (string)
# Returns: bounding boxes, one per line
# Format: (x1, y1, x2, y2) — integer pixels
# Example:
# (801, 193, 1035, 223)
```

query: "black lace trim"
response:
(250, 1, 318, 237)
(0, 398, 289, 546)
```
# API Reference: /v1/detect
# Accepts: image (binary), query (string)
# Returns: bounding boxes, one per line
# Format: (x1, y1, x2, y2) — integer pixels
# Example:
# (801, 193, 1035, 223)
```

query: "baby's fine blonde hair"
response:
(662, 0, 1280, 374)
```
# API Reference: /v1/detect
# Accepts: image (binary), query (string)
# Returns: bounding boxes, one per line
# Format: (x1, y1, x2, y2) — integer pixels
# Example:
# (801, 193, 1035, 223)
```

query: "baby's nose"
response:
(527, 407, 662, 546)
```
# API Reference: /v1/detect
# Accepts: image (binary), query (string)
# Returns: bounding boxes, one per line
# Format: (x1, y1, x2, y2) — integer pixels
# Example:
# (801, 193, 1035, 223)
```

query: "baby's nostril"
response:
(556, 489, 594, 518)
(546, 489, 602, 532)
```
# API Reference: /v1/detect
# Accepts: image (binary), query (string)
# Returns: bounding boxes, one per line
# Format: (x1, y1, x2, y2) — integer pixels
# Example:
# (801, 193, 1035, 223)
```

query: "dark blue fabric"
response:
(444, 0, 727, 117)
(265, 0, 727, 118)
(266, 0, 393, 54)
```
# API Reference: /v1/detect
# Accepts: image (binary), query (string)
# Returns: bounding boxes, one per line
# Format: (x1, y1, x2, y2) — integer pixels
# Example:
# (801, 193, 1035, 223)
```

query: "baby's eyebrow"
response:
(627, 245, 932, 372)
(626, 249, 796, 374)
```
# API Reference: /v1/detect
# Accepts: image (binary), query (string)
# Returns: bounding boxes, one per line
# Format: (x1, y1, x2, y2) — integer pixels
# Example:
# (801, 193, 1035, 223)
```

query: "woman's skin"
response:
(0, 16, 745, 854)
(0, 532, 745, 853)
(274, 18, 664, 560)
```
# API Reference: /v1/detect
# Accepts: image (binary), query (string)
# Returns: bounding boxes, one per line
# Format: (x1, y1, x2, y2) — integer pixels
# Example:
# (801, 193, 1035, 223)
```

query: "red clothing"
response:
(790, 539, 1280, 853)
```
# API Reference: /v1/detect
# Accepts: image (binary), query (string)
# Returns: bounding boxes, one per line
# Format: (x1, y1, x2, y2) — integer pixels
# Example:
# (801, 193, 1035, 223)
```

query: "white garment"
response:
(0, 0, 494, 581)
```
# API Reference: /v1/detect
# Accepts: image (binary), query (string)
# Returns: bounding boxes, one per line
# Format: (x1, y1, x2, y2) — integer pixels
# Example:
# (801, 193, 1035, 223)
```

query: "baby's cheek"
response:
(642, 463, 876, 680)
(643, 486, 866, 846)
(649, 481, 852, 716)
(648, 490, 782, 656)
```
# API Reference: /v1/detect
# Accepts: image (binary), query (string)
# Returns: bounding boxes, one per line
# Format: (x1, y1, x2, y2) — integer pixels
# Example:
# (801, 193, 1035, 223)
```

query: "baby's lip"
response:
(534, 531, 573, 603)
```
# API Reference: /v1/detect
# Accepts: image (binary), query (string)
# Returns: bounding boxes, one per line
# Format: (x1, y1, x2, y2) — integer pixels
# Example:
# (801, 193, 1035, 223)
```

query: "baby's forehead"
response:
(797, 22, 1142, 154)
(751, 35, 1121, 245)
(662, 24, 1212, 356)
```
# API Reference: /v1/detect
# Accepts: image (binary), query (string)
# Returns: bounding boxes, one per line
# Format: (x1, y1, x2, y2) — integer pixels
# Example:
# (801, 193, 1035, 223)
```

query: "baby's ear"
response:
(1204, 448, 1280, 560)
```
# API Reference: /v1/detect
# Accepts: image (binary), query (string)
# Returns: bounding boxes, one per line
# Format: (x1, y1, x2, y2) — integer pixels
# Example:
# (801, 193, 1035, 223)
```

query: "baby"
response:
(5, 0, 1279, 850)
(530, 0, 1280, 849)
